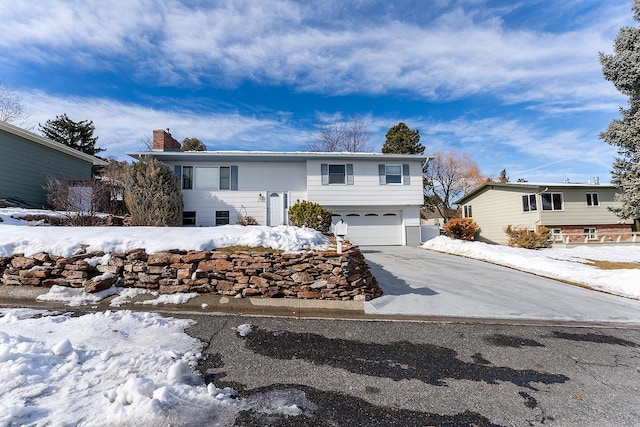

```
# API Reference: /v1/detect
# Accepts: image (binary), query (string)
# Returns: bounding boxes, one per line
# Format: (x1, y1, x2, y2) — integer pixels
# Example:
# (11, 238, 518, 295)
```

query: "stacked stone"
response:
(0, 242, 381, 301)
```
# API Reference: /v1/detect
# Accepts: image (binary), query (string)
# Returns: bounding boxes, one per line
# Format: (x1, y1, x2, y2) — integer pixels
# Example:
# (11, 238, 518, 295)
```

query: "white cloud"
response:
(0, 0, 632, 110)
(22, 91, 308, 160)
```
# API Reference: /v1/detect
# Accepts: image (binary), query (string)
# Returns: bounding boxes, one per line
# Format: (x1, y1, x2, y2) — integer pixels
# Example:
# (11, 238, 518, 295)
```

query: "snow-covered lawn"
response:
(0, 208, 329, 257)
(423, 236, 640, 300)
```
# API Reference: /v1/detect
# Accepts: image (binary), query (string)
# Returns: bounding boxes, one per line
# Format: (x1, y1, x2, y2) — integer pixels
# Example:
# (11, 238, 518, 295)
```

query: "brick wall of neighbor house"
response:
(543, 224, 634, 243)
(153, 129, 181, 151)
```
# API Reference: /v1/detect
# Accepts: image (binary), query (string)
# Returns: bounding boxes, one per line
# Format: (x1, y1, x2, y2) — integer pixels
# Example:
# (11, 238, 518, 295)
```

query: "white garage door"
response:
(332, 211, 403, 245)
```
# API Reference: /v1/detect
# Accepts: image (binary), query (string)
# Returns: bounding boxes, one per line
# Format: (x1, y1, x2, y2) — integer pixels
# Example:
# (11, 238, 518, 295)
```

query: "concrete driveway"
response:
(362, 246, 640, 325)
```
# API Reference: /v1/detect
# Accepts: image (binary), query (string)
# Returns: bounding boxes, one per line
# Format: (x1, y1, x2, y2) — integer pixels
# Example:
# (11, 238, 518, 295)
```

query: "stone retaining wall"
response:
(0, 242, 381, 301)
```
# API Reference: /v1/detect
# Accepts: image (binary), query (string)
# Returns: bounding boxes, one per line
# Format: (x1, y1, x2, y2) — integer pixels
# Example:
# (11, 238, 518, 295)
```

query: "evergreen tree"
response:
(382, 122, 425, 154)
(181, 137, 207, 151)
(498, 169, 509, 183)
(600, 0, 640, 222)
(123, 156, 183, 226)
(39, 114, 104, 156)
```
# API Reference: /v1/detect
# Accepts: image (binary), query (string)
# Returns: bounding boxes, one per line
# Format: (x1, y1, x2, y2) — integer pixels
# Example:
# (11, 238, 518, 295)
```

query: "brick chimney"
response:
(152, 129, 181, 151)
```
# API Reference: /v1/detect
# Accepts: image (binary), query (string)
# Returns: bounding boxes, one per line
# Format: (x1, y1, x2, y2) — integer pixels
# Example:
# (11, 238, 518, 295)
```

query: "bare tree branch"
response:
(0, 82, 30, 127)
(307, 117, 371, 152)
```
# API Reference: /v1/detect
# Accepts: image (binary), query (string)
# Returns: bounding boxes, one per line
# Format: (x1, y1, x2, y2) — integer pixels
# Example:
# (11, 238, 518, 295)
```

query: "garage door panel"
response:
(332, 211, 402, 245)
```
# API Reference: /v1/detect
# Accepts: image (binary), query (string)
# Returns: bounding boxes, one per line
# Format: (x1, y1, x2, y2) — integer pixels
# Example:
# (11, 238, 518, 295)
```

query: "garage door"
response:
(331, 211, 403, 245)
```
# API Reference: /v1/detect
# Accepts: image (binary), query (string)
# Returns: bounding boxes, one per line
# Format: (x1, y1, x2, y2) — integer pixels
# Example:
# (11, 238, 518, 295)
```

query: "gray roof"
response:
(0, 121, 108, 166)
(127, 150, 433, 165)
(456, 181, 617, 205)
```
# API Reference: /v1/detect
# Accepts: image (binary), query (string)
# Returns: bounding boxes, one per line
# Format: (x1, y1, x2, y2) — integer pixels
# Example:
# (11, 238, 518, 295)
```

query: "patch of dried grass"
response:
(586, 260, 640, 270)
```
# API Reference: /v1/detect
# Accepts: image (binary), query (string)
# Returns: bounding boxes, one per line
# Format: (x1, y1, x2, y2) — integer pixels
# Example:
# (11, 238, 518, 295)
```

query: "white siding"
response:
(306, 159, 424, 206)
(168, 161, 308, 227)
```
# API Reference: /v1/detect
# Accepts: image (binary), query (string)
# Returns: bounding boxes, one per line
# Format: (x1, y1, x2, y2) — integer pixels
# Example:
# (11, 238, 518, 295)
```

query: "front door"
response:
(268, 192, 283, 226)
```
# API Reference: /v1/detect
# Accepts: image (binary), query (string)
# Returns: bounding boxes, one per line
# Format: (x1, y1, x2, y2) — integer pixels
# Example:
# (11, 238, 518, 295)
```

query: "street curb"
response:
(2, 285, 640, 329)
(0, 284, 366, 319)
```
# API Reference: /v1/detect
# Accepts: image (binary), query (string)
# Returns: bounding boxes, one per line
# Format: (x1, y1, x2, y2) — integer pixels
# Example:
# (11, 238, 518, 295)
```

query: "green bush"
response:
(504, 225, 551, 249)
(288, 200, 332, 233)
(444, 218, 480, 240)
(123, 156, 183, 226)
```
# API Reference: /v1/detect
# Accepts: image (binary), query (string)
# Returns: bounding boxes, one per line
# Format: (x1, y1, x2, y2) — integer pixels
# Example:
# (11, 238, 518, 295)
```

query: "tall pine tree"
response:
(382, 122, 425, 154)
(39, 114, 104, 156)
(600, 0, 640, 223)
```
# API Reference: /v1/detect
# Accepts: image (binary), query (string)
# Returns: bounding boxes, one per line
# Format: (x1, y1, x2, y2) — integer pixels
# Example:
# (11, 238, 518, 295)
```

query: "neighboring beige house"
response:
(455, 182, 634, 245)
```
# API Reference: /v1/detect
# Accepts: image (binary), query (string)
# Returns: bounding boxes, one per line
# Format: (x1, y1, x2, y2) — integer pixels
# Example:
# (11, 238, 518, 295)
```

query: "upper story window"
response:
(521, 194, 537, 212)
(541, 192, 563, 211)
(182, 166, 193, 190)
(378, 164, 410, 185)
(463, 205, 472, 218)
(321, 163, 354, 185)
(586, 192, 599, 206)
(176, 165, 237, 190)
(195, 166, 219, 190)
(329, 164, 346, 184)
(384, 165, 402, 184)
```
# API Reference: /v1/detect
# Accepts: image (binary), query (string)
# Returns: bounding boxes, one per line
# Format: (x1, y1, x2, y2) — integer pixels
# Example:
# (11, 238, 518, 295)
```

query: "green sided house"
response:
(0, 121, 108, 208)
(456, 181, 635, 245)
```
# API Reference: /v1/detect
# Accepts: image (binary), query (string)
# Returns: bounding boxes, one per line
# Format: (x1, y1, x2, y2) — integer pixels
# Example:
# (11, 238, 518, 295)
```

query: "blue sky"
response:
(0, 0, 635, 183)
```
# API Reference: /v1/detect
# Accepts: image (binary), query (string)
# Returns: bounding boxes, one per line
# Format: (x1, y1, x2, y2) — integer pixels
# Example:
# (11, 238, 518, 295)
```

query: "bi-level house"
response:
(127, 129, 431, 246)
(456, 181, 635, 245)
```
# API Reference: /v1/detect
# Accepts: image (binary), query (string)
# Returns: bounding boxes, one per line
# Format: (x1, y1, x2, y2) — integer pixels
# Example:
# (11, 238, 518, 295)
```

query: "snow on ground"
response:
(422, 236, 640, 299)
(0, 309, 307, 426)
(0, 308, 257, 426)
(0, 208, 330, 256)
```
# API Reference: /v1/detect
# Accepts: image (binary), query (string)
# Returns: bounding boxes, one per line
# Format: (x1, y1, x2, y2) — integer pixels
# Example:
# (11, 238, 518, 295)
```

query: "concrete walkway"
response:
(362, 246, 640, 325)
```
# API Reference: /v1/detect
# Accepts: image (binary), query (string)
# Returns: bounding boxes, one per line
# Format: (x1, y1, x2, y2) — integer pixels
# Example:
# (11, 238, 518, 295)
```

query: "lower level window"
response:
(216, 211, 230, 226)
(584, 227, 597, 240)
(183, 211, 196, 226)
(550, 228, 562, 241)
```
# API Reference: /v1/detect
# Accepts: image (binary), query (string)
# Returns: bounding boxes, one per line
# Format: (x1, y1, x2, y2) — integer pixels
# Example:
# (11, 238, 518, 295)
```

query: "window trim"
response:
(321, 163, 354, 185)
(178, 165, 237, 191)
(586, 192, 599, 207)
(215, 210, 230, 226)
(182, 211, 196, 226)
(182, 166, 193, 190)
(463, 205, 472, 218)
(385, 164, 403, 185)
(541, 192, 563, 211)
(328, 164, 347, 185)
(550, 228, 563, 242)
(584, 227, 597, 240)
(521, 194, 537, 212)
(378, 163, 411, 185)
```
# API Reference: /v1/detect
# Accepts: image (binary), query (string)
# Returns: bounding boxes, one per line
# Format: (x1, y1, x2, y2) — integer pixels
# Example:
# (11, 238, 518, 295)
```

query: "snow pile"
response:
(0, 208, 330, 256)
(0, 309, 314, 425)
(423, 236, 640, 299)
(0, 309, 242, 426)
(35, 285, 205, 307)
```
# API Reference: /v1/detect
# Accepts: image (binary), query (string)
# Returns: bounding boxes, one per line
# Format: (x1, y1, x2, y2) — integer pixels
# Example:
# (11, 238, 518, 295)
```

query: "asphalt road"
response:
(362, 246, 640, 324)
(183, 313, 640, 427)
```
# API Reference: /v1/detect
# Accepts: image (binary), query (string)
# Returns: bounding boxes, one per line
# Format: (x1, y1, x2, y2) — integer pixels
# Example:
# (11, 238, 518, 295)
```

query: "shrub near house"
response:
(444, 218, 479, 240)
